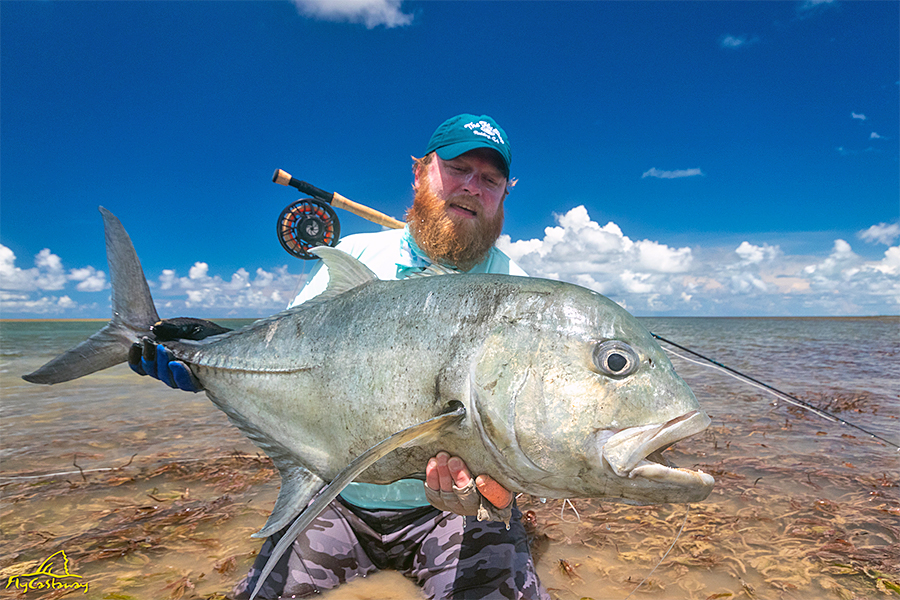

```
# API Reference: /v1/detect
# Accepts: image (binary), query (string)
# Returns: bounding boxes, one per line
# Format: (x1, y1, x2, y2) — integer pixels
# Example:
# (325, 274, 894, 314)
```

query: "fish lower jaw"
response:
(599, 410, 712, 477)
(627, 459, 715, 488)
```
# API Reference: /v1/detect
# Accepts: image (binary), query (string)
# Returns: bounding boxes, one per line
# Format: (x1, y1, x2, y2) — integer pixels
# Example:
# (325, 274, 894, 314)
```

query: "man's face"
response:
(419, 147, 508, 224)
(407, 148, 508, 271)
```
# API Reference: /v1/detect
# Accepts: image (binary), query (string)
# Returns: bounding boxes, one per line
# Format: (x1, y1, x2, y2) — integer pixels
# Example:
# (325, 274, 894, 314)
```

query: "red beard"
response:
(405, 175, 505, 272)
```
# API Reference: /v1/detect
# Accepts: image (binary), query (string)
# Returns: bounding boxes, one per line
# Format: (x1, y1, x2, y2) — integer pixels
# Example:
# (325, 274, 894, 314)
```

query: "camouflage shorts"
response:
(233, 497, 549, 599)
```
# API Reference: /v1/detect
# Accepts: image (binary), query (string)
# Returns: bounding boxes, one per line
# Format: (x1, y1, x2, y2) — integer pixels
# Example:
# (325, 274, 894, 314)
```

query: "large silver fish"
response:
(25, 208, 714, 598)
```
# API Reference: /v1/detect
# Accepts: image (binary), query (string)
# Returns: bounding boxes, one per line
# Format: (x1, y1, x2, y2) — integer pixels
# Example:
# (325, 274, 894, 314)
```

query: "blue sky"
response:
(2, 0, 897, 318)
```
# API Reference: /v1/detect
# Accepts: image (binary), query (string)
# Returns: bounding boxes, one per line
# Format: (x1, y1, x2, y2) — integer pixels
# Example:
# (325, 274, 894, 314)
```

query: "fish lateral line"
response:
(651, 333, 900, 451)
(192, 363, 321, 375)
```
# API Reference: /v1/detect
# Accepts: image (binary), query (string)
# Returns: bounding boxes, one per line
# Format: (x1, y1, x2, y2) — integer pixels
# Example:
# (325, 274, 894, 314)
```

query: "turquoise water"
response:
(1, 320, 260, 474)
(1, 317, 898, 599)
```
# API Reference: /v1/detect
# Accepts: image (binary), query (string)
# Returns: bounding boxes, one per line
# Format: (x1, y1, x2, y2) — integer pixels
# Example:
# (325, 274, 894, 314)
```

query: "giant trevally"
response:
(25, 208, 715, 598)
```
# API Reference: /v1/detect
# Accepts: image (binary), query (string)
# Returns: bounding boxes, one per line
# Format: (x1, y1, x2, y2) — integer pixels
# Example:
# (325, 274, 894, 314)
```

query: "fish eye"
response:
(592, 341, 640, 378)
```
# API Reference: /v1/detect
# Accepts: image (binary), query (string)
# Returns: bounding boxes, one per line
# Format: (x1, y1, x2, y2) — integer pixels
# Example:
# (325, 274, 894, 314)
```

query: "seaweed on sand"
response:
(1, 452, 276, 599)
(2, 407, 898, 600)
(517, 430, 899, 600)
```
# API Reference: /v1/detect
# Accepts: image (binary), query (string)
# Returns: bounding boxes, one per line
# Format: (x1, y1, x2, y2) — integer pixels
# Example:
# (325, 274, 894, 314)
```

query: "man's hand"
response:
(128, 338, 203, 392)
(127, 318, 230, 393)
(424, 452, 513, 522)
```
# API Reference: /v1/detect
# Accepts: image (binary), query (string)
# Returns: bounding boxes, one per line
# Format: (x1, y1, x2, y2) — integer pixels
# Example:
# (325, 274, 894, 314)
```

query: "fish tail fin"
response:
(22, 207, 160, 384)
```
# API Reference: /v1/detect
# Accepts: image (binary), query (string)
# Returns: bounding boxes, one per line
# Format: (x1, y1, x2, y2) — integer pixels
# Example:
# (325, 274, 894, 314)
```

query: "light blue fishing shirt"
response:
(288, 226, 527, 509)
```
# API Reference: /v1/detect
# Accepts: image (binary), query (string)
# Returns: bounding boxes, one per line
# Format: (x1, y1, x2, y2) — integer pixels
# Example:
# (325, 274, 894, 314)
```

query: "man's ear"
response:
(413, 163, 422, 188)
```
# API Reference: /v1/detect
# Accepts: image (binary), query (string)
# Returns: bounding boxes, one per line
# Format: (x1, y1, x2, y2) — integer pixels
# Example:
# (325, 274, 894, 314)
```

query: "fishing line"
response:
(286, 259, 314, 307)
(559, 498, 580, 522)
(0, 453, 268, 481)
(622, 505, 690, 600)
(652, 333, 900, 451)
(1, 468, 120, 481)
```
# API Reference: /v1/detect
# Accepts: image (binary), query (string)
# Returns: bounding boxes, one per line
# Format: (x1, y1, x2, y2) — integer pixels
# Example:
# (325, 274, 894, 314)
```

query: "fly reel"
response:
(272, 169, 403, 260)
(277, 198, 341, 260)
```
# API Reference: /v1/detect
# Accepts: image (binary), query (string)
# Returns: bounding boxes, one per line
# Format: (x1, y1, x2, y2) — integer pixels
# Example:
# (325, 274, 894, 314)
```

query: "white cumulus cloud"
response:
(0, 245, 68, 291)
(859, 222, 900, 246)
(870, 246, 900, 276)
(0, 244, 111, 314)
(735, 241, 781, 264)
(799, 239, 900, 311)
(636, 240, 692, 273)
(803, 239, 858, 278)
(498, 207, 899, 315)
(851, 112, 867, 121)
(730, 272, 768, 293)
(0, 291, 82, 315)
(152, 264, 304, 313)
(189, 262, 210, 280)
(69, 266, 108, 292)
(291, 0, 413, 28)
(497, 206, 694, 311)
(5, 212, 898, 318)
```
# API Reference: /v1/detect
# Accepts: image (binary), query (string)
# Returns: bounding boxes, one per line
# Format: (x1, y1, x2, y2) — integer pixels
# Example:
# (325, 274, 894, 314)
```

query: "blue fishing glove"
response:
(129, 338, 203, 392)
(127, 317, 231, 392)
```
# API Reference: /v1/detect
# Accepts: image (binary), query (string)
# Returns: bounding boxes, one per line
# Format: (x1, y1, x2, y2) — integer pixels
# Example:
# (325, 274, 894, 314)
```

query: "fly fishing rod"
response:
(273, 169, 404, 260)
(652, 333, 900, 451)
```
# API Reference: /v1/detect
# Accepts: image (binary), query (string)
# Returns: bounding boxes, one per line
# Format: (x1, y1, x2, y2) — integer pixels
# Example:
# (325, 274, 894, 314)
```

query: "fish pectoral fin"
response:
(248, 404, 466, 600)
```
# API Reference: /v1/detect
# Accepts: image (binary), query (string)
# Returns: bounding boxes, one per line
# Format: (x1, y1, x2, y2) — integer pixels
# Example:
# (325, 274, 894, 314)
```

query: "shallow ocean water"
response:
(1, 317, 897, 599)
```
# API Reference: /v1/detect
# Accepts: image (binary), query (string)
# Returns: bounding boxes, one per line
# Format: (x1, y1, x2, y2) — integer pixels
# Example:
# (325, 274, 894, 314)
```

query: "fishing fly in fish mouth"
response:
(22, 114, 715, 600)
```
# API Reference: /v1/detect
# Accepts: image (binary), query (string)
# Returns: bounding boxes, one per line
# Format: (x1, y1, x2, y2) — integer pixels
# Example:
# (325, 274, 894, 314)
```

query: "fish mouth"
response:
(599, 410, 714, 489)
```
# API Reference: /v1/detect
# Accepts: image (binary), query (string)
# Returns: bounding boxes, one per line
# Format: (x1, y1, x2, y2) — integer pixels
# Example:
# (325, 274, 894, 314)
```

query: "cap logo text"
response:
(464, 120, 505, 145)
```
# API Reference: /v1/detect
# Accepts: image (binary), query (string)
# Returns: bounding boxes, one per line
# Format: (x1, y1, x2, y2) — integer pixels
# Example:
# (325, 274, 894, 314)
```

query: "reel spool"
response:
(277, 198, 341, 260)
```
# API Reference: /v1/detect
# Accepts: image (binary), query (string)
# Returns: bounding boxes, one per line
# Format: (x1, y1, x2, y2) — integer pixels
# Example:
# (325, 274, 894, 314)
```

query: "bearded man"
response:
(236, 114, 548, 600)
(132, 114, 548, 599)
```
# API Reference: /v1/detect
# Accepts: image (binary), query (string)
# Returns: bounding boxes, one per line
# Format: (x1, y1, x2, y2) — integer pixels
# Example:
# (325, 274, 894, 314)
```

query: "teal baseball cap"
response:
(425, 114, 511, 178)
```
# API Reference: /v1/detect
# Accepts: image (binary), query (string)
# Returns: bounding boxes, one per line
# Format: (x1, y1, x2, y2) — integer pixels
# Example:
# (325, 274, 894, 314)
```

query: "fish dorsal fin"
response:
(309, 246, 379, 301)
(406, 262, 461, 278)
